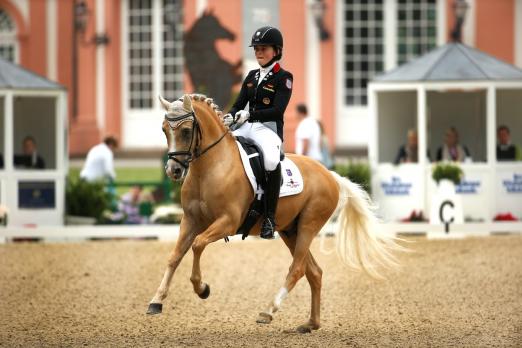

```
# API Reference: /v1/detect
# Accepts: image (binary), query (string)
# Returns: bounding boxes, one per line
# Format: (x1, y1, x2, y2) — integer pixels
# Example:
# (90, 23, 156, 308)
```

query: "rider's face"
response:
(254, 45, 276, 66)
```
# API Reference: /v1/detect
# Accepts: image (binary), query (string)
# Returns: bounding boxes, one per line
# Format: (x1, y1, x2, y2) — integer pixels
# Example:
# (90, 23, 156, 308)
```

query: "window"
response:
(162, 0, 184, 102)
(127, 0, 183, 109)
(343, 0, 385, 106)
(128, 0, 153, 108)
(397, 0, 438, 65)
(0, 9, 17, 62)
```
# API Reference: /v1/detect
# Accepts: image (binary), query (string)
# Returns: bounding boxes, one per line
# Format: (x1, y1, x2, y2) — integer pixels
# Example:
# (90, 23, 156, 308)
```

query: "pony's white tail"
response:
(331, 171, 402, 279)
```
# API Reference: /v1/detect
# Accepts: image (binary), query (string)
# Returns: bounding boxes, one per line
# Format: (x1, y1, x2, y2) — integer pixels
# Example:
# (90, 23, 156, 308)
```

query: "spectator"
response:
(80, 136, 118, 182)
(436, 127, 470, 162)
(394, 129, 418, 164)
(14, 136, 45, 169)
(496, 125, 521, 161)
(318, 120, 334, 169)
(295, 103, 322, 162)
(118, 185, 144, 224)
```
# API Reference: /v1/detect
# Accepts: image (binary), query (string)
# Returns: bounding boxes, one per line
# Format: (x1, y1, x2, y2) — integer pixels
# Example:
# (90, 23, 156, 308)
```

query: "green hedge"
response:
(66, 178, 113, 221)
(333, 162, 371, 194)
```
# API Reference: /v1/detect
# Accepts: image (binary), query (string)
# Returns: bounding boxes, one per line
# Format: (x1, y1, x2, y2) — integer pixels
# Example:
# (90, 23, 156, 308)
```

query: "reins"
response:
(166, 110, 228, 169)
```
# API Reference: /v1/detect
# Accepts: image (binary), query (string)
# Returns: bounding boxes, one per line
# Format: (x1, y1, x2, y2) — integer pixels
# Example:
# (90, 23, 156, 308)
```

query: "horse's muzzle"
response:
(166, 160, 185, 181)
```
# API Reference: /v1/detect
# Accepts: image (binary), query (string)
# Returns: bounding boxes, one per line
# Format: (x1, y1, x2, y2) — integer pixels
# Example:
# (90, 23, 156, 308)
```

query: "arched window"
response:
(0, 9, 17, 62)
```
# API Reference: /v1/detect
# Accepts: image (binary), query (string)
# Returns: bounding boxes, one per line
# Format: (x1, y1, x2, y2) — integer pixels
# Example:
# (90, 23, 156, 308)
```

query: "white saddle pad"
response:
(236, 141, 304, 198)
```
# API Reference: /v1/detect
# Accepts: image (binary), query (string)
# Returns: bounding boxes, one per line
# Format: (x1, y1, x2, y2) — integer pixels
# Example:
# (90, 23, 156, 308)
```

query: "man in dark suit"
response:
(14, 136, 45, 169)
(497, 125, 521, 161)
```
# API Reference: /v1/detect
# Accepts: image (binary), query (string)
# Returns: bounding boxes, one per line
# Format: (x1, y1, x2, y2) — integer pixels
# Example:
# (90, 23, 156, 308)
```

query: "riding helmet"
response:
(250, 26, 283, 48)
(250, 26, 283, 61)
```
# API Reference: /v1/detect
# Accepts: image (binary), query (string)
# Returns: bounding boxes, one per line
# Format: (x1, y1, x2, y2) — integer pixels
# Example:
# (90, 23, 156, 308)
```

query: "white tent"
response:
(0, 57, 68, 226)
(368, 43, 522, 226)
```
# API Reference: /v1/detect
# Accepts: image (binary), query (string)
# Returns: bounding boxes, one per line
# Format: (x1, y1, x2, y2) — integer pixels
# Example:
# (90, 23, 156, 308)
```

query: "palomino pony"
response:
(147, 94, 401, 333)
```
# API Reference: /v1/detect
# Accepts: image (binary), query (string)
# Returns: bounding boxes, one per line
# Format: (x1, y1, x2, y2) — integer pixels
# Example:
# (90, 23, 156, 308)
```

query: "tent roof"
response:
(373, 43, 522, 82)
(0, 57, 64, 90)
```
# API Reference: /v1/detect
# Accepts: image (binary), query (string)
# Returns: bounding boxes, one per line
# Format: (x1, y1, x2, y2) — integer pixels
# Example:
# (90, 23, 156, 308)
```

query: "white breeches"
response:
(233, 122, 282, 171)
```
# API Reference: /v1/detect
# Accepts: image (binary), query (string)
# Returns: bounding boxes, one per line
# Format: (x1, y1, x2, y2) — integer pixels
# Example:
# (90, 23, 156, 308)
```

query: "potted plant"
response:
(430, 162, 465, 225)
(432, 162, 464, 186)
(65, 178, 112, 225)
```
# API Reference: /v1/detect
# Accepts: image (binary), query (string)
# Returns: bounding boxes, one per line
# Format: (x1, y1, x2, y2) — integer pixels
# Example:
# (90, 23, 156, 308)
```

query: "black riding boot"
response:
(260, 163, 281, 239)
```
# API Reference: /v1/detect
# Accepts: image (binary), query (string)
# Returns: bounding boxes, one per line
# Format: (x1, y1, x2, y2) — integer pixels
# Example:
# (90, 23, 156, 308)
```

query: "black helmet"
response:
(249, 26, 283, 48)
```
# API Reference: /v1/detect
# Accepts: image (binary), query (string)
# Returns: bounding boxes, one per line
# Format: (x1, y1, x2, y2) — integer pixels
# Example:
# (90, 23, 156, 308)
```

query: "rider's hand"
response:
(222, 113, 234, 127)
(234, 110, 250, 125)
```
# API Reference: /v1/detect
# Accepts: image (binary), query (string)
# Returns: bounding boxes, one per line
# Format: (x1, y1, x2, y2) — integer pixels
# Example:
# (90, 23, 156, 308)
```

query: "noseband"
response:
(165, 110, 227, 170)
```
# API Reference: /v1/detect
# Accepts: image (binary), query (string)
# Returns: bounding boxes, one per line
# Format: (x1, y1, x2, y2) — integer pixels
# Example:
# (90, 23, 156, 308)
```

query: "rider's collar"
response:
(259, 61, 276, 75)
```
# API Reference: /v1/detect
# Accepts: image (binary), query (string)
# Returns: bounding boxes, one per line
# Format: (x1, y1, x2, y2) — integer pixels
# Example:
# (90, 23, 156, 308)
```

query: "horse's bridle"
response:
(165, 110, 228, 170)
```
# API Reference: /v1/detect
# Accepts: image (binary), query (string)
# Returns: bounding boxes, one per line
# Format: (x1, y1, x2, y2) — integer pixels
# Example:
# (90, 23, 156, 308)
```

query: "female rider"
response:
(224, 26, 293, 239)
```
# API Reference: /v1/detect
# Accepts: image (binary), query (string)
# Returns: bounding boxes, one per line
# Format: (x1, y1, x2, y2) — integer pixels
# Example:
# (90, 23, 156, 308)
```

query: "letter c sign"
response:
(439, 200, 455, 233)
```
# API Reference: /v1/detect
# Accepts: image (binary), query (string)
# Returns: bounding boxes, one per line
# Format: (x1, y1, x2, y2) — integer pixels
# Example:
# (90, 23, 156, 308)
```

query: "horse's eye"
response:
(181, 128, 191, 140)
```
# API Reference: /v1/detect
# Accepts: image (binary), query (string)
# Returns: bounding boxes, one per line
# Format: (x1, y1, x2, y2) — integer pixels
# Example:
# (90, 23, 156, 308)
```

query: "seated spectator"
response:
(395, 129, 419, 164)
(80, 136, 118, 182)
(436, 127, 470, 162)
(496, 125, 521, 161)
(118, 185, 144, 224)
(14, 136, 45, 169)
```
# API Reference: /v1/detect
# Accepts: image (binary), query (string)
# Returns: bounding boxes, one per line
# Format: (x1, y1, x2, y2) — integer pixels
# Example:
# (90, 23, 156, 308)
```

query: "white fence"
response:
(1, 222, 521, 244)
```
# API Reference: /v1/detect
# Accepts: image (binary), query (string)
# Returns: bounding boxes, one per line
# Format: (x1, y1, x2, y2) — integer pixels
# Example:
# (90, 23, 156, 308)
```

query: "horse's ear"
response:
(158, 95, 171, 111)
(182, 94, 193, 111)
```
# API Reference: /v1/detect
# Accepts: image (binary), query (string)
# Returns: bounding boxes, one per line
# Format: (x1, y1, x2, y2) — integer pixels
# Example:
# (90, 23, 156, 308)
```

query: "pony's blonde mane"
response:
(176, 94, 224, 119)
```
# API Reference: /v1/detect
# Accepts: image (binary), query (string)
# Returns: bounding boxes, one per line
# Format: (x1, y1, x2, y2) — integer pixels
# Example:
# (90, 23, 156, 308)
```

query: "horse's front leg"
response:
(147, 218, 197, 314)
(190, 216, 235, 299)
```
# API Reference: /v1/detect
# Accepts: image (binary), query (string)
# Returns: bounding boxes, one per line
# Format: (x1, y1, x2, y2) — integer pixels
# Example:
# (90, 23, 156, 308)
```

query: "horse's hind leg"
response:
(256, 218, 324, 331)
(266, 232, 322, 332)
(299, 253, 322, 332)
(147, 219, 196, 314)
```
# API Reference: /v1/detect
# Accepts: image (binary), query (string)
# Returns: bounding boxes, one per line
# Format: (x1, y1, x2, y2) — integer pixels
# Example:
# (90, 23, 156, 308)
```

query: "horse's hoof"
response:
(256, 312, 273, 324)
(146, 303, 163, 315)
(296, 325, 312, 333)
(198, 283, 210, 299)
(296, 322, 319, 334)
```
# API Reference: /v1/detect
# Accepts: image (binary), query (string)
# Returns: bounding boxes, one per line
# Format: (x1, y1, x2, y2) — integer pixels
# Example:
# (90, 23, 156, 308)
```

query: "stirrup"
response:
(260, 217, 275, 239)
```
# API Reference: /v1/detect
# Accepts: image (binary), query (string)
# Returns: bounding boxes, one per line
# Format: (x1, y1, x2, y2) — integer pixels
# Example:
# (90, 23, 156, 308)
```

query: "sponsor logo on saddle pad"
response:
(286, 169, 292, 176)
(287, 178, 299, 189)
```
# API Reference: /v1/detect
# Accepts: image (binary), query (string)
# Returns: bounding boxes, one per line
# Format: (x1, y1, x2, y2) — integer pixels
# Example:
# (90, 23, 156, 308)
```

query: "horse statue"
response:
(147, 94, 402, 333)
(183, 10, 242, 107)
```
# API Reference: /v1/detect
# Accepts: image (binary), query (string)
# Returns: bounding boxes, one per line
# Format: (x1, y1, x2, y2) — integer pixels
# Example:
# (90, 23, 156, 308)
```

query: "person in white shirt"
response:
(295, 103, 322, 162)
(80, 136, 118, 182)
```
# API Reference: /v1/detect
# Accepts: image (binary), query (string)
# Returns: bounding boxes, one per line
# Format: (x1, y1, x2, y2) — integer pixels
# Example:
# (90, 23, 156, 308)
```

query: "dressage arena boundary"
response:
(0, 222, 521, 243)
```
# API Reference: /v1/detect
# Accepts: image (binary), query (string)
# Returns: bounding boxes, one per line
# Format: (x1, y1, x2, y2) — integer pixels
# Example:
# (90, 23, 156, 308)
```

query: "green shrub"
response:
(66, 178, 112, 221)
(432, 163, 463, 185)
(333, 162, 371, 194)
